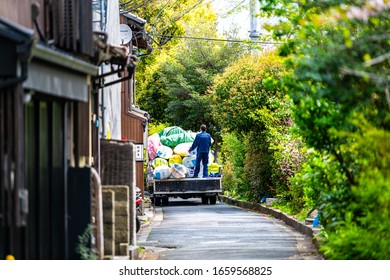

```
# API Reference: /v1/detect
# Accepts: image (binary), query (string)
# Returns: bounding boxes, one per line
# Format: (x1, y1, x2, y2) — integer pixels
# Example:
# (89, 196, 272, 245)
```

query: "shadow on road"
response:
(157, 198, 205, 207)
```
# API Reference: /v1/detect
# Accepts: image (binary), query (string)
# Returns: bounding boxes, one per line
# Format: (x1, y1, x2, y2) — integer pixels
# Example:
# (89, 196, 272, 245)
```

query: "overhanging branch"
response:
(340, 67, 390, 109)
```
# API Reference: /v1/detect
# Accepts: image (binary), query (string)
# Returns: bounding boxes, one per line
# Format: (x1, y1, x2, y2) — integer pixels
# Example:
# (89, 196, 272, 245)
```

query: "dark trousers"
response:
(194, 152, 209, 178)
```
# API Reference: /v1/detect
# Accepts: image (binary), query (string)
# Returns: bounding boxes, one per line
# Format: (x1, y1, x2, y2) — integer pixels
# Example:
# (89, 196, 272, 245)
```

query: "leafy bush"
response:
(219, 131, 249, 200)
(244, 133, 274, 202)
(148, 121, 172, 136)
(212, 51, 288, 134)
(319, 118, 390, 259)
(259, 0, 390, 259)
(76, 225, 98, 260)
(212, 51, 305, 203)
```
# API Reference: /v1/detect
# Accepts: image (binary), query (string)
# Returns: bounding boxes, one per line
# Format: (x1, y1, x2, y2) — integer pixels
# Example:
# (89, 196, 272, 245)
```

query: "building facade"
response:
(0, 0, 151, 259)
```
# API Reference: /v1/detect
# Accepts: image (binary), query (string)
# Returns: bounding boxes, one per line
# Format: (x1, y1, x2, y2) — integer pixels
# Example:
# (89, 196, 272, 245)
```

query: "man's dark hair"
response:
(200, 124, 206, 131)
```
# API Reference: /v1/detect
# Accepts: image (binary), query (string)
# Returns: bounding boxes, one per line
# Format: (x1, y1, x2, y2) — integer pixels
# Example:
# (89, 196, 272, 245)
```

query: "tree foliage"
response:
(133, 0, 390, 259)
(137, 1, 248, 135)
(219, 131, 248, 199)
(212, 51, 289, 133)
(260, 0, 390, 259)
(120, 0, 209, 47)
(211, 51, 303, 201)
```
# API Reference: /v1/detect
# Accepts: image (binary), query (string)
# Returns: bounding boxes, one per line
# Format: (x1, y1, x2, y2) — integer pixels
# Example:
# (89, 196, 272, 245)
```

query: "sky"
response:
(212, 0, 253, 39)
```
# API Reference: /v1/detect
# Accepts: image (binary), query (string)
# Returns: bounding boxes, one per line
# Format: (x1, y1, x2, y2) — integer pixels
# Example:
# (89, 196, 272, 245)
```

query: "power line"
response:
(151, 0, 174, 29)
(152, 0, 216, 33)
(153, 34, 280, 45)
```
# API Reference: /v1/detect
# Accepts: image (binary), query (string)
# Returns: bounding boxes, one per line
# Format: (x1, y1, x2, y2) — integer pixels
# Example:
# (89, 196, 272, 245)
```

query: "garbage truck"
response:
(146, 126, 223, 206)
(149, 175, 222, 206)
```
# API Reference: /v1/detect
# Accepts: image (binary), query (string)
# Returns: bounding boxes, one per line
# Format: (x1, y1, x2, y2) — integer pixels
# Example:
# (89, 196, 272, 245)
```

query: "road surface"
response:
(138, 198, 321, 260)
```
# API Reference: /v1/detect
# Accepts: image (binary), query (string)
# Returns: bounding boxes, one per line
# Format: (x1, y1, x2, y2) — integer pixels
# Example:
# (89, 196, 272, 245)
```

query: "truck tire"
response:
(162, 196, 169, 206)
(201, 196, 209, 205)
(154, 197, 162, 206)
(209, 195, 217, 205)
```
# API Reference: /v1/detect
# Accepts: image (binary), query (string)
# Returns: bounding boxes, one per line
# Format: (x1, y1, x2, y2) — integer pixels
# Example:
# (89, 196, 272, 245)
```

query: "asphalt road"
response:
(138, 198, 321, 260)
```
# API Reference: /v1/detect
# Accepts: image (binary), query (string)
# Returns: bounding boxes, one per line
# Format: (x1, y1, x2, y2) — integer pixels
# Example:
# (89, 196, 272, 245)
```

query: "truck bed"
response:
(153, 177, 222, 195)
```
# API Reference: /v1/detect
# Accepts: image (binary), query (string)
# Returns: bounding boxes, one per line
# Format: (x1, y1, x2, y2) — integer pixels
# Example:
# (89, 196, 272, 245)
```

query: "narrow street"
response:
(138, 198, 321, 260)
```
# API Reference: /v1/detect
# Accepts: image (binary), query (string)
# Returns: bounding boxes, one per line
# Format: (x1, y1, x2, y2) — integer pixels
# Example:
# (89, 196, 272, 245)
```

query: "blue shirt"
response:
(190, 131, 211, 153)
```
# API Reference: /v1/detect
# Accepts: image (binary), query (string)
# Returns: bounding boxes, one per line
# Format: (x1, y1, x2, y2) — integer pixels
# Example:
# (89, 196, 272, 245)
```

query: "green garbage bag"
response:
(158, 126, 196, 147)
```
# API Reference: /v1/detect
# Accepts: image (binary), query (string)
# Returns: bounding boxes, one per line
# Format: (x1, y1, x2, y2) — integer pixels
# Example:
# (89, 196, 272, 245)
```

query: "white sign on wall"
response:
(135, 144, 144, 161)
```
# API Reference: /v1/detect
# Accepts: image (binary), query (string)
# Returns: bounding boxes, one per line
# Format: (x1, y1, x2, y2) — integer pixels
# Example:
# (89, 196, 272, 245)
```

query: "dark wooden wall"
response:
(121, 72, 146, 192)
(0, 0, 43, 31)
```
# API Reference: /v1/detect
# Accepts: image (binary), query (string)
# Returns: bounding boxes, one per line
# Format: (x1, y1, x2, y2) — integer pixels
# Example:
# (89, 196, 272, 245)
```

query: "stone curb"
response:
(220, 195, 323, 250)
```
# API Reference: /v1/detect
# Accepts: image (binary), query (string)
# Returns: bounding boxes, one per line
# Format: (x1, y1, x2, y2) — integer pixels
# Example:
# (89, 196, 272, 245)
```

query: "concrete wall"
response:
(102, 190, 115, 257)
(102, 185, 129, 258)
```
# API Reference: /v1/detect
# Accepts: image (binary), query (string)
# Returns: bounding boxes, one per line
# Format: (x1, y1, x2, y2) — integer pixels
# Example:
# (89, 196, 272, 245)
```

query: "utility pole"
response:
(249, 0, 260, 41)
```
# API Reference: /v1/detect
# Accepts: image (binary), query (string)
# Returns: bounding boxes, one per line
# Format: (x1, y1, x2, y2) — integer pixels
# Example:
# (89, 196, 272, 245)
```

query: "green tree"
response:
(211, 51, 302, 201)
(261, 0, 390, 258)
(137, 51, 173, 124)
(219, 131, 248, 199)
(120, 0, 207, 47)
(137, 1, 247, 137)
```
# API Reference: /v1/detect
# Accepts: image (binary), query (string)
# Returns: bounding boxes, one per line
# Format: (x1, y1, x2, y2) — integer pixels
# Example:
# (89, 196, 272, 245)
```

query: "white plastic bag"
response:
(171, 164, 188, 179)
(156, 145, 173, 159)
(153, 165, 172, 179)
(182, 155, 197, 169)
(173, 142, 193, 157)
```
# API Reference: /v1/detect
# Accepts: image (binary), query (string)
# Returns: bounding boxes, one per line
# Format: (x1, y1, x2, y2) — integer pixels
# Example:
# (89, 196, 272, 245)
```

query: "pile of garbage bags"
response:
(148, 126, 220, 179)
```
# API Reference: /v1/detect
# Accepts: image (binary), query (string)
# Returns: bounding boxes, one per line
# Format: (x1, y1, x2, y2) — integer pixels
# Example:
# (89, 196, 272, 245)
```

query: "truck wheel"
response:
(209, 195, 217, 205)
(154, 197, 162, 206)
(201, 196, 209, 204)
(162, 196, 169, 206)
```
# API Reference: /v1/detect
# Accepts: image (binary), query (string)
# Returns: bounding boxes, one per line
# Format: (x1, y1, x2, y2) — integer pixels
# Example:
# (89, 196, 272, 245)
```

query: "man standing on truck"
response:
(189, 124, 212, 178)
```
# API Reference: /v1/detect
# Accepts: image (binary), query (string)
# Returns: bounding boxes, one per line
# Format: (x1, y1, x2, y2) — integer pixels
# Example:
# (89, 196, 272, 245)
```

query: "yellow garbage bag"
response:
(152, 157, 168, 169)
(169, 154, 182, 167)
